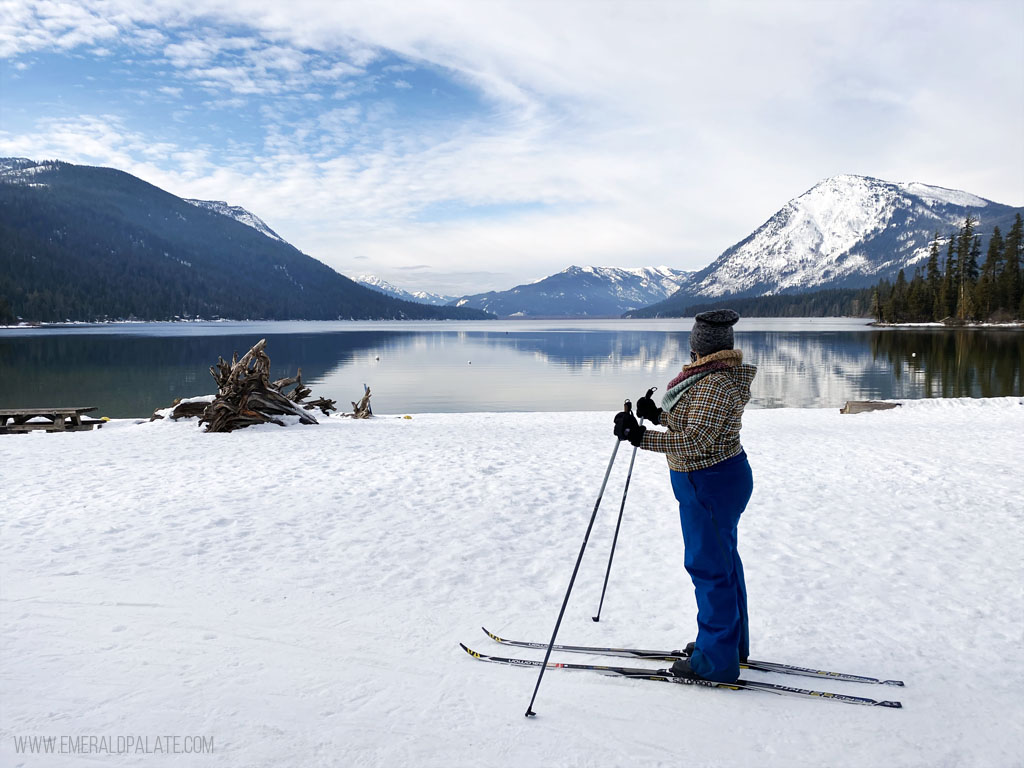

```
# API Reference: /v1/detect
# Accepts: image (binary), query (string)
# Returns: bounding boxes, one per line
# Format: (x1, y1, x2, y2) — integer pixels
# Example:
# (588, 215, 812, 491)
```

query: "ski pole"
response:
(525, 399, 632, 718)
(592, 387, 656, 622)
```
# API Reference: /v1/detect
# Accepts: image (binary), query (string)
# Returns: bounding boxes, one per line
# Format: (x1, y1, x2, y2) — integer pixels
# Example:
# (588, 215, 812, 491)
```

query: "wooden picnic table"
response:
(0, 407, 104, 433)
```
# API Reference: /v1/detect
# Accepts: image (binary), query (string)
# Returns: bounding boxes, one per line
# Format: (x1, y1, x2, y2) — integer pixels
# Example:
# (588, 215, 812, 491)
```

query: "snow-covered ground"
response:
(2, 399, 1022, 767)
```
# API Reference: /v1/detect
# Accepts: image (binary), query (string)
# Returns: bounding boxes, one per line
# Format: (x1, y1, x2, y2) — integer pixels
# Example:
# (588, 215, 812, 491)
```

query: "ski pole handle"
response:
(634, 387, 658, 426)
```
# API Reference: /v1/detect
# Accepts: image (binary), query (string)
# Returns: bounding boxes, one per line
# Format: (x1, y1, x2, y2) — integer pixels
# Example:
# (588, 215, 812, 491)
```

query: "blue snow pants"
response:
(670, 450, 753, 683)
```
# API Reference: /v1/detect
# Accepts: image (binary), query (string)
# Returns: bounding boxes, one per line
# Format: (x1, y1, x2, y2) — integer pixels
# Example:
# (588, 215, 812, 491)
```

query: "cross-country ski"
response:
(480, 627, 905, 686)
(461, 644, 904, 708)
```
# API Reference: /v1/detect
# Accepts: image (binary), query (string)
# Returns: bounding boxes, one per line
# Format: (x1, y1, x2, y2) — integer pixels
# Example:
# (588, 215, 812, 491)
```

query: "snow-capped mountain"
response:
(354, 275, 455, 306)
(450, 266, 695, 317)
(184, 199, 285, 243)
(633, 175, 1022, 317)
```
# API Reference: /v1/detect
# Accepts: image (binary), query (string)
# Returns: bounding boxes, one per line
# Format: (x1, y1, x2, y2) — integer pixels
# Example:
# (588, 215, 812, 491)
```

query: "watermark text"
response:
(14, 734, 214, 755)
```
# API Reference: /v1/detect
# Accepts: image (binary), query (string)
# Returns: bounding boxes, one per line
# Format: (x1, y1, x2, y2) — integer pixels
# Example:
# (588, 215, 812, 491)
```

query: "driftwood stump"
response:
(199, 338, 337, 432)
(343, 384, 373, 419)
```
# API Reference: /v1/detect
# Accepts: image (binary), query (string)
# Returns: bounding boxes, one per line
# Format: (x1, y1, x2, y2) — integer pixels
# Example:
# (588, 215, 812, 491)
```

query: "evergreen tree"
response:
(940, 236, 957, 319)
(968, 235, 982, 281)
(925, 232, 942, 320)
(976, 226, 1003, 319)
(963, 235, 982, 320)
(676, 287, 879, 319)
(908, 268, 930, 321)
(1001, 213, 1023, 319)
(886, 268, 909, 322)
(0, 294, 15, 324)
(955, 216, 977, 320)
(869, 287, 882, 322)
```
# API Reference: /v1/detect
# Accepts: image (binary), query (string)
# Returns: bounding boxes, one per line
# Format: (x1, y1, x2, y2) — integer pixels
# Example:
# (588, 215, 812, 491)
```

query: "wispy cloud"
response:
(0, 1, 119, 57)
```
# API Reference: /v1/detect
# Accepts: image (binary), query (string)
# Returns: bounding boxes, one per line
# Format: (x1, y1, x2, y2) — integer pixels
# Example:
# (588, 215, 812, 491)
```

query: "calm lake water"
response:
(0, 319, 1021, 418)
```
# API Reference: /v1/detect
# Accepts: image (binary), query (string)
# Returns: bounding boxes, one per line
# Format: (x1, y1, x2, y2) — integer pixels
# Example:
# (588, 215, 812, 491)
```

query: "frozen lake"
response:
(1, 318, 1020, 417)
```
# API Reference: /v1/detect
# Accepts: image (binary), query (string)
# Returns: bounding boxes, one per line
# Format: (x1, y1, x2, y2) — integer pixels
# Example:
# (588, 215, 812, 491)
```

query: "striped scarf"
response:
(661, 349, 743, 412)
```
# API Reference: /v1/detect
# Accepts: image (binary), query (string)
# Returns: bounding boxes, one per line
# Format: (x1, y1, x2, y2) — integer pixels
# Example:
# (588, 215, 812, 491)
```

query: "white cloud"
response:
(163, 38, 225, 68)
(0, 3, 96, 56)
(0, 114, 184, 185)
(203, 96, 247, 110)
(127, 27, 166, 52)
(392, 79, 411, 89)
(311, 62, 364, 80)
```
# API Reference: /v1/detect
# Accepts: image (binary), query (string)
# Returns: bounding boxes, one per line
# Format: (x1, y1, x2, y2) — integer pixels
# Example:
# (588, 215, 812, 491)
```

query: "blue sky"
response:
(4, 43, 484, 183)
(2, 0, 1022, 295)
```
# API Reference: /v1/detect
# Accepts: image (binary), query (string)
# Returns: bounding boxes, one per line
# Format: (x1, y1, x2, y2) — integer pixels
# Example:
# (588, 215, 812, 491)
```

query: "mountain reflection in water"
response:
(0, 322, 1020, 417)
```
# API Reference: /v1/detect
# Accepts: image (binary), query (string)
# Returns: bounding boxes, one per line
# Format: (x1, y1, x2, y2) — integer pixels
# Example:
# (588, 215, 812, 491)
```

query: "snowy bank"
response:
(868, 321, 1024, 329)
(2, 399, 1023, 767)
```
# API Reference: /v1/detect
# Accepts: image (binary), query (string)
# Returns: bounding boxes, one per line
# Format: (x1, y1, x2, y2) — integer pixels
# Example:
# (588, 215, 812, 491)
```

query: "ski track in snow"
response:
(2, 399, 1022, 767)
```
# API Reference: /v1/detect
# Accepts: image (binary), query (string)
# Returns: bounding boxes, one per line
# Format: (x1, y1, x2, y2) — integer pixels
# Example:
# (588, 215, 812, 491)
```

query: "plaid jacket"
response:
(641, 363, 757, 472)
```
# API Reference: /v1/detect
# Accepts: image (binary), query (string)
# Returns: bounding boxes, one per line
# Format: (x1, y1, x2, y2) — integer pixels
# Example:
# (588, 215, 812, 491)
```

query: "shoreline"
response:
(5, 316, 1023, 331)
(4, 396, 1022, 428)
(4, 395, 1019, 430)
(868, 320, 1024, 329)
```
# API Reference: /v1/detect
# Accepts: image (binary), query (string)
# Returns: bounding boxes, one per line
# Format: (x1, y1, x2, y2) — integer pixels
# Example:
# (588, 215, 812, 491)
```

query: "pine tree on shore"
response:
(1001, 214, 1023, 319)
(956, 217, 978, 320)
(0, 295, 15, 325)
(940, 237, 957, 319)
(885, 269, 909, 322)
(908, 268, 930, 321)
(926, 232, 942, 319)
(976, 226, 1003, 320)
(870, 287, 882, 322)
(869, 213, 1024, 324)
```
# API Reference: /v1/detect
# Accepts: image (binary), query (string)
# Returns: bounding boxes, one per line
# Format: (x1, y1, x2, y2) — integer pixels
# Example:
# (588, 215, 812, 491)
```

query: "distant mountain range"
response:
(356, 175, 1021, 319)
(3, 159, 1019, 323)
(629, 174, 1024, 317)
(354, 275, 455, 306)
(448, 265, 694, 317)
(0, 158, 491, 322)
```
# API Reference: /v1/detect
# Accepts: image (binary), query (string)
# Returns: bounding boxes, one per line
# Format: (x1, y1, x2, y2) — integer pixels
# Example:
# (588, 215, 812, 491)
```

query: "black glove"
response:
(636, 391, 661, 424)
(613, 411, 646, 447)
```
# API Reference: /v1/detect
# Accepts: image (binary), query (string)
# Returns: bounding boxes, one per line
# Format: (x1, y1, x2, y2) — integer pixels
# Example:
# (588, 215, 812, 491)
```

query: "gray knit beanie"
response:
(690, 309, 740, 356)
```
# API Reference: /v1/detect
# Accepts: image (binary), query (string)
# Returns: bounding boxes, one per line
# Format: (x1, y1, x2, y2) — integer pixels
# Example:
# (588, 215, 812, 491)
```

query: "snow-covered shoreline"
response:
(868, 321, 1024, 329)
(2, 400, 1022, 767)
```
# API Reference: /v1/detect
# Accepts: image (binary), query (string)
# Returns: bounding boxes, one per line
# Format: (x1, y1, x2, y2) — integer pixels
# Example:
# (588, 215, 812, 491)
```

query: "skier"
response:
(613, 309, 757, 683)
